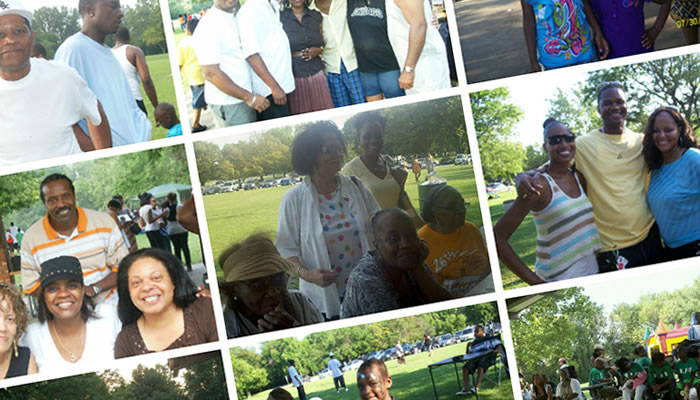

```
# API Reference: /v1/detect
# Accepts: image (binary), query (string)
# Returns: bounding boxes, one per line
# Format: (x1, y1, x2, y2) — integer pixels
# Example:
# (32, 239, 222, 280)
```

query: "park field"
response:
(142, 53, 178, 140)
(245, 342, 512, 400)
(203, 165, 483, 278)
(134, 232, 203, 265)
(488, 191, 534, 289)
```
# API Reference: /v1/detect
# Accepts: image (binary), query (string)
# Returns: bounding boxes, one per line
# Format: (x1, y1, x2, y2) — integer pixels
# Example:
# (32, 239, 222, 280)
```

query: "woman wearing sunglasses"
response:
(494, 118, 601, 284)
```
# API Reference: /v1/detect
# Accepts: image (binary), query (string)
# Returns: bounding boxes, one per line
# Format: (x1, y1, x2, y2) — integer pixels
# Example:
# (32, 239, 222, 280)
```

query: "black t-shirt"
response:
(347, 0, 400, 73)
(280, 8, 326, 77)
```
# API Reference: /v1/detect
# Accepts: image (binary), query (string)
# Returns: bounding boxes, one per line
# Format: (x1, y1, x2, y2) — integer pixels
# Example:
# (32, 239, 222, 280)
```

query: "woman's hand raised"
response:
(299, 267, 338, 287)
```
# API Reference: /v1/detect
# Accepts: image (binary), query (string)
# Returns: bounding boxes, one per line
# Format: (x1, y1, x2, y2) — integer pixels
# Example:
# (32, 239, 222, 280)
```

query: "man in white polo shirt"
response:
(237, 0, 295, 121)
(21, 174, 127, 305)
(55, 0, 151, 146)
(193, 0, 270, 127)
(0, 0, 112, 167)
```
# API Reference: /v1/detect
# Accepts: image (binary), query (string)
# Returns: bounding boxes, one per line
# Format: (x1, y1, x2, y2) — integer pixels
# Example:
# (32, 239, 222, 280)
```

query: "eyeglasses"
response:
(596, 80, 624, 97)
(547, 133, 576, 145)
(320, 144, 344, 154)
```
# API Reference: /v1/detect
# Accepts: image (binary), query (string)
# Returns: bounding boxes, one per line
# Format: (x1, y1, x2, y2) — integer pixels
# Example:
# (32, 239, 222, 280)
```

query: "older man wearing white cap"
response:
(0, 0, 111, 168)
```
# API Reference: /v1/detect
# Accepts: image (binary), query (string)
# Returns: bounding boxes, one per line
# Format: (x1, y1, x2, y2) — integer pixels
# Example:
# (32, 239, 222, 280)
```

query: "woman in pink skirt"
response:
(281, 0, 335, 114)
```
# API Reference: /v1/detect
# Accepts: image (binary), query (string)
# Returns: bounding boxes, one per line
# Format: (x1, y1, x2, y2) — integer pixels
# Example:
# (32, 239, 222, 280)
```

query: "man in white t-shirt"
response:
(288, 359, 307, 400)
(237, 0, 295, 121)
(55, 0, 151, 146)
(194, 0, 270, 128)
(328, 353, 348, 393)
(0, 0, 111, 168)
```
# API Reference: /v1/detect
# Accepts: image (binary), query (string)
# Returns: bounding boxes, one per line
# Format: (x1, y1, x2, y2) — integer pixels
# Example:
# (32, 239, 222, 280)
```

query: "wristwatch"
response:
(404, 66, 415, 73)
(91, 284, 102, 296)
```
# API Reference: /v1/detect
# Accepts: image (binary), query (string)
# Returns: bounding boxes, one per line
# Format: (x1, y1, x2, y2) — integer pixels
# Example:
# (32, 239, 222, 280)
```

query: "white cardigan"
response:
(276, 174, 380, 317)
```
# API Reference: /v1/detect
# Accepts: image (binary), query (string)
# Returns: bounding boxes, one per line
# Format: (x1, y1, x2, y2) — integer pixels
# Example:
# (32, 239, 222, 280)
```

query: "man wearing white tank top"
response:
(111, 26, 159, 115)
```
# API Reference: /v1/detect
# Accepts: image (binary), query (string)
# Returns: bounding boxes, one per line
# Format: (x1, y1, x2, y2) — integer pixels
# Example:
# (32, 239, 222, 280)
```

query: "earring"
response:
(13, 339, 18, 358)
(90, 13, 95, 17)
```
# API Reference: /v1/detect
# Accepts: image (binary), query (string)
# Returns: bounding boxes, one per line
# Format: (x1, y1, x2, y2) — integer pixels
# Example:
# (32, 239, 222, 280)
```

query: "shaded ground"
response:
(456, 0, 689, 83)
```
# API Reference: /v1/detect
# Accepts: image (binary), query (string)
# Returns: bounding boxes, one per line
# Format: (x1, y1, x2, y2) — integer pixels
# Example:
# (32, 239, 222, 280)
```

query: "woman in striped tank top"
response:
(495, 118, 601, 284)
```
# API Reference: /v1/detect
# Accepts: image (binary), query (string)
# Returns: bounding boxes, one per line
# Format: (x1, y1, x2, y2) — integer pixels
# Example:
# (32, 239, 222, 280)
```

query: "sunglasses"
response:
(547, 133, 576, 145)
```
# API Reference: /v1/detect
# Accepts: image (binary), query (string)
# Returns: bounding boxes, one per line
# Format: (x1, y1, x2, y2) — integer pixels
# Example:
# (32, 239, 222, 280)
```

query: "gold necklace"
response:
(51, 321, 85, 362)
(599, 128, 628, 159)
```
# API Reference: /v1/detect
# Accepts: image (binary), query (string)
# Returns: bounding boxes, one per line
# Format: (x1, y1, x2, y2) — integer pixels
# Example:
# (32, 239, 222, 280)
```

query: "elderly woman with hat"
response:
(220, 234, 322, 338)
(21, 256, 121, 371)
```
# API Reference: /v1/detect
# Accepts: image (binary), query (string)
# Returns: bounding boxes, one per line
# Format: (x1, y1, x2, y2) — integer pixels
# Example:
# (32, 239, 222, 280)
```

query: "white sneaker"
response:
(345, 387, 349, 392)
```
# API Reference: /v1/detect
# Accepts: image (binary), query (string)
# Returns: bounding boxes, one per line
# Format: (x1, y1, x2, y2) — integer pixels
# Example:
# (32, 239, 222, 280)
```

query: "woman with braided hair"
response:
(220, 234, 322, 338)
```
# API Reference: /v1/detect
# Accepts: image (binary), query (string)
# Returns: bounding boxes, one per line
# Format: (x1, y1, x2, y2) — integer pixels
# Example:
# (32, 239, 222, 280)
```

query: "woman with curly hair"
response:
(643, 106, 700, 260)
(0, 283, 37, 378)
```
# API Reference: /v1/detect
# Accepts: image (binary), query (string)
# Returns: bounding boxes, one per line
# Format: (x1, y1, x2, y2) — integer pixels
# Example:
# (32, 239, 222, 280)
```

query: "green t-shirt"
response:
(674, 359, 699, 383)
(637, 356, 651, 370)
(649, 361, 674, 384)
(589, 367, 606, 385)
(622, 362, 645, 380)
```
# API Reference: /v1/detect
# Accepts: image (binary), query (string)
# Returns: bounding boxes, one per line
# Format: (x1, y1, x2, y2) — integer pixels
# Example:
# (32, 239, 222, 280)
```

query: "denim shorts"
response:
(358, 70, 405, 98)
(190, 84, 206, 110)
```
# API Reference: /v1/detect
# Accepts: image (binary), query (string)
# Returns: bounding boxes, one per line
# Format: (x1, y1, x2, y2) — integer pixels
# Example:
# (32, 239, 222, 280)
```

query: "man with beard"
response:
(20, 174, 128, 305)
(55, 0, 151, 146)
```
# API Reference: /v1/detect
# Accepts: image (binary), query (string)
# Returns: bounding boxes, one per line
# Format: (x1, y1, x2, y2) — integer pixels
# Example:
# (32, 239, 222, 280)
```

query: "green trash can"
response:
(417, 179, 447, 212)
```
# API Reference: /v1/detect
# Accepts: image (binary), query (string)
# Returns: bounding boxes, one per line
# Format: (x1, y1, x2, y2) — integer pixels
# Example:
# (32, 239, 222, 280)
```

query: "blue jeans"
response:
(359, 70, 405, 98)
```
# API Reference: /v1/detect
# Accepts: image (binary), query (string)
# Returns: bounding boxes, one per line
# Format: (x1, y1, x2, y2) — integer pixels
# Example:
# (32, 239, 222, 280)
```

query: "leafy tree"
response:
(31, 6, 81, 59)
(470, 88, 525, 182)
(524, 145, 549, 171)
(546, 86, 600, 135)
(511, 288, 604, 383)
(122, 0, 168, 54)
(183, 357, 229, 400)
(127, 364, 186, 400)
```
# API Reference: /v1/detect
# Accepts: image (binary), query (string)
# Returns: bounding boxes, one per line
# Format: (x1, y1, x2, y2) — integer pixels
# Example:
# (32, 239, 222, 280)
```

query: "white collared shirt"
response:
(237, 0, 295, 96)
(193, 6, 253, 105)
(309, 0, 359, 74)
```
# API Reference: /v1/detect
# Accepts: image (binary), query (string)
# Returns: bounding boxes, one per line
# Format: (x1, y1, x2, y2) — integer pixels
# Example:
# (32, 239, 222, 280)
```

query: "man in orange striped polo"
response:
(20, 173, 128, 305)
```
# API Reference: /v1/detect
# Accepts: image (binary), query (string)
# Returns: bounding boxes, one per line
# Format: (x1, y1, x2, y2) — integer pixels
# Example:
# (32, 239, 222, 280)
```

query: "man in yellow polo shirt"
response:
(20, 174, 128, 305)
(178, 18, 207, 133)
(519, 83, 663, 271)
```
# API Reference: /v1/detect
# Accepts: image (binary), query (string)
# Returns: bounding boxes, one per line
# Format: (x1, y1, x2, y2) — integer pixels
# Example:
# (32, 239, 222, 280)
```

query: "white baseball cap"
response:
(0, 0, 33, 26)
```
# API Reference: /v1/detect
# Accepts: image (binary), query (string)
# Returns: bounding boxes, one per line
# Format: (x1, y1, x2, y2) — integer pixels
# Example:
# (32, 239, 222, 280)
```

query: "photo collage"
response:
(0, 0, 698, 398)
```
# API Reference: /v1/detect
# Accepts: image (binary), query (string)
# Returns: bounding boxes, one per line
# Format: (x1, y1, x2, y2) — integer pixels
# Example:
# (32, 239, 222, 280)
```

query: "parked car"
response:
(367, 351, 383, 360)
(455, 154, 469, 165)
(456, 327, 475, 342)
(381, 347, 398, 361)
(318, 368, 332, 379)
(219, 182, 236, 192)
(343, 359, 363, 372)
(438, 333, 453, 347)
(260, 179, 278, 188)
(279, 177, 293, 186)
(440, 156, 454, 165)
(486, 182, 509, 198)
(243, 180, 257, 190)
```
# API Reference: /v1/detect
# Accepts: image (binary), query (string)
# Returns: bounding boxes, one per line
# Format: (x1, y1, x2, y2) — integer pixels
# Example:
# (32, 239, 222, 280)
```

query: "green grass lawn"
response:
(134, 232, 203, 264)
(487, 191, 535, 290)
(203, 165, 483, 281)
(142, 53, 178, 140)
(244, 343, 513, 400)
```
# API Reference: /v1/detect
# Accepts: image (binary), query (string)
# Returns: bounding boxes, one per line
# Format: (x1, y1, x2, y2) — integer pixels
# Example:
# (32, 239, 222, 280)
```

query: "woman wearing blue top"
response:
(643, 106, 700, 260)
(521, 0, 609, 72)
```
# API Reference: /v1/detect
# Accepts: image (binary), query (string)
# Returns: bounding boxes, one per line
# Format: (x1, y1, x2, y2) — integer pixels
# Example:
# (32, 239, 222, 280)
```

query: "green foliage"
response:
(546, 86, 600, 135)
(32, 6, 81, 59)
(1, 147, 191, 229)
(232, 305, 498, 393)
(127, 364, 186, 400)
(122, 0, 168, 55)
(0, 373, 110, 399)
(523, 145, 548, 172)
(183, 357, 229, 400)
(511, 288, 604, 383)
(470, 88, 525, 181)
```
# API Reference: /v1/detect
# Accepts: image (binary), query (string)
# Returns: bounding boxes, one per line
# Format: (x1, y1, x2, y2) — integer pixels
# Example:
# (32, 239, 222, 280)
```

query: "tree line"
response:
(230, 304, 497, 398)
(195, 96, 469, 185)
(0, 358, 226, 400)
(512, 277, 700, 384)
(32, 0, 167, 59)
(472, 54, 699, 182)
